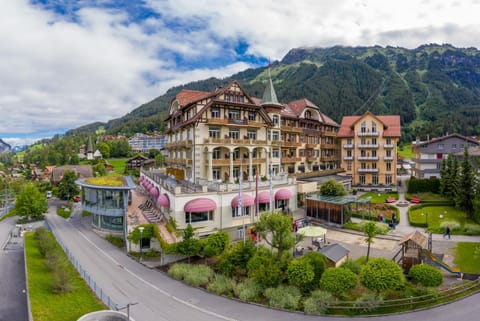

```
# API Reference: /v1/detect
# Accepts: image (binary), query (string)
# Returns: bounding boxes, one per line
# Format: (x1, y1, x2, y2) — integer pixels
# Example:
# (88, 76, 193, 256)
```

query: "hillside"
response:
(68, 44, 480, 142)
(0, 139, 11, 153)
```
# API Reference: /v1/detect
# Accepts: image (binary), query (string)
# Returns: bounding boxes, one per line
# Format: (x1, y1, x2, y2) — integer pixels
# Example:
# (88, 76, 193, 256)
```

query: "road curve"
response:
(45, 208, 480, 321)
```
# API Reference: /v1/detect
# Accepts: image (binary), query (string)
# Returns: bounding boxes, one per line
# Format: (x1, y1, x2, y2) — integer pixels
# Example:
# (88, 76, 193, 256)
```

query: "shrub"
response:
(202, 231, 229, 258)
(264, 285, 302, 310)
(303, 290, 334, 315)
(183, 265, 214, 287)
(207, 274, 236, 296)
(51, 261, 74, 293)
(360, 258, 405, 293)
(247, 252, 283, 288)
(463, 223, 480, 235)
(340, 259, 362, 274)
(167, 263, 190, 280)
(287, 259, 315, 289)
(56, 206, 72, 219)
(354, 293, 384, 312)
(105, 234, 125, 248)
(234, 279, 263, 302)
(409, 264, 443, 287)
(302, 251, 327, 284)
(439, 221, 461, 231)
(319, 267, 357, 297)
(216, 241, 255, 277)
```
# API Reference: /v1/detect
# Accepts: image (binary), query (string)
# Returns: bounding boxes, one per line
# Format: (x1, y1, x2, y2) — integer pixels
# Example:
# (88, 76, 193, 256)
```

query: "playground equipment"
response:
(420, 249, 462, 276)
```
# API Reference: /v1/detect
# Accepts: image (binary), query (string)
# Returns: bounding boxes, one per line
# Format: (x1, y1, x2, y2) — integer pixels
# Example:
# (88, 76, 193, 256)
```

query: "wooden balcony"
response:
(281, 157, 302, 164)
(164, 140, 193, 148)
(203, 138, 267, 145)
(281, 125, 302, 133)
(321, 143, 338, 149)
(164, 158, 192, 165)
(320, 156, 338, 162)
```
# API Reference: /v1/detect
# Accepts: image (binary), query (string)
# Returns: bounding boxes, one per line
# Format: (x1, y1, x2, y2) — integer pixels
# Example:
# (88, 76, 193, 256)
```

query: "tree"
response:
(247, 249, 284, 288)
(287, 258, 315, 289)
(409, 264, 443, 287)
(177, 224, 200, 263)
(455, 147, 476, 216)
(319, 179, 347, 196)
(57, 170, 79, 200)
(14, 183, 48, 220)
(319, 267, 357, 297)
(254, 212, 296, 260)
(363, 221, 377, 262)
(360, 258, 405, 294)
(202, 231, 229, 260)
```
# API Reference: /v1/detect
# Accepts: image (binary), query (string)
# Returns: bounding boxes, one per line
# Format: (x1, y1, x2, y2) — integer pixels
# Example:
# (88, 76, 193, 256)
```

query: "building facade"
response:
(412, 133, 480, 178)
(128, 133, 166, 152)
(338, 112, 401, 190)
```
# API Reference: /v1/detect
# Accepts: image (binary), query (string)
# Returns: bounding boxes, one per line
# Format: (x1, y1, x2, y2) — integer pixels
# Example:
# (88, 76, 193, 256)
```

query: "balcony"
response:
(358, 144, 379, 149)
(343, 144, 354, 149)
(321, 130, 337, 137)
(203, 138, 267, 145)
(165, 158, 192, 166)
(320, 156, 338, 162)
(307, 157, 319, 162)
(281, 157, 302, 164)
(357, 131, 379, 137)
(281, 125, 302, 133)
(164, 140, 193, 148)
(383, 144, 395, 149)
(322, 143, 338, 149)
(358, 168, 379, 173)
(343, 156, 354, 160)
(383, 156, 394, 161)
(358, 156, 379, 161)
(305, 143, 318, 149)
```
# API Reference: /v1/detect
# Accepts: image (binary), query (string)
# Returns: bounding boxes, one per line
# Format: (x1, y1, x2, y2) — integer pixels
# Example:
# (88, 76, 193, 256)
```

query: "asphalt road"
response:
(46, 206, 480, 321)
(0, 217, 28, 321)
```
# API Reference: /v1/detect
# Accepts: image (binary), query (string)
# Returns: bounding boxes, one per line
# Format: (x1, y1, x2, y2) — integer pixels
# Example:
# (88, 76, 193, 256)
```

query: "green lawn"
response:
(25, 232, 106, 321)
(359, 191, 398, 203)
(454, 242, 480, 274)
(405, 192, 450, 202)
(397, 144, 414, 159)
(408, 206, 479, 234)
(106, 158, 128, 175)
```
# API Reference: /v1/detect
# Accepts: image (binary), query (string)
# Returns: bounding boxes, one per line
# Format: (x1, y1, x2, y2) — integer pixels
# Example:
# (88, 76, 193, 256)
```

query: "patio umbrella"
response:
(297, 225, 327, 237)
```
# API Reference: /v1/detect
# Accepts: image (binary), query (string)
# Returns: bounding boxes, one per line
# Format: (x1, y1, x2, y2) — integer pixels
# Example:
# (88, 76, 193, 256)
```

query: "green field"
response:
(359, 191, 398, 203)
(397, 144, 414, 159)
(454, 242, 480, 274)
(408, 206, 474, 234)
(106, 158, 128, 174)
(25, 232, 106, 321)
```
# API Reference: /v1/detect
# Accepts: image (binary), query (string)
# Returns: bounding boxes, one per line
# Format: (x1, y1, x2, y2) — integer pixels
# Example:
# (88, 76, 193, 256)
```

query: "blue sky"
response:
(2, 0, 480, 147)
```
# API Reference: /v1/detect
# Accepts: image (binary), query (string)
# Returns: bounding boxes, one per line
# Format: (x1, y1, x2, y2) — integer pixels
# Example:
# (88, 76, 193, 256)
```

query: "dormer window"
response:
(372, 121, 377, 133)
(361, 121, 366, 133)
(305, 110, 312, 119)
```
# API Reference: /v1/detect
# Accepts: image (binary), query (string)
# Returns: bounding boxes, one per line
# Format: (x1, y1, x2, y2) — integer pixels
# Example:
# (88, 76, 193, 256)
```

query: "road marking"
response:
(59, 218, 238, 321)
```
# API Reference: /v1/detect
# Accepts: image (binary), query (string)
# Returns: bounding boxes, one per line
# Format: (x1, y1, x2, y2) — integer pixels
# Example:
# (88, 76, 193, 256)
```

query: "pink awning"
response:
(256, 191, 272, 204)
(275, 188, 292, 200)
(184, 198, 217, 212)
(139, 176, 144, 182)
(150, 186, 159, 198)
(231, 194, 254, 207)
(157, 194, 170, 208)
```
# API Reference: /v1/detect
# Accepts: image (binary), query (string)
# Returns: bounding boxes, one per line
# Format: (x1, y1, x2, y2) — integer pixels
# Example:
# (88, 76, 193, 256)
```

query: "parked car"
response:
(73, 195, 81, 202)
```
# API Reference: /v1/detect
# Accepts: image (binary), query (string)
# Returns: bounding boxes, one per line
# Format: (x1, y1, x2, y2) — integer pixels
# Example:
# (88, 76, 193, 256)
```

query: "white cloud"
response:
(2, 0, 480, 145)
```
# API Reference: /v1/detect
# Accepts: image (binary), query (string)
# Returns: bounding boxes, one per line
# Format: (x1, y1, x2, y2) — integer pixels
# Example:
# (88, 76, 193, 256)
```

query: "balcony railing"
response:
(280, 125, 303, 133)
(203, 138, 267, 145)
(357, 131, 379, 137)
(322, 144, 338, 149)
(343, 156, 354, 160)
(320, 156, 338, 161)
(343, 144, 354, 149)
(358, 156, 379, 161)
(383, 156, 394, 161)
(281, 157, 302, 163)
(383, 144, 395, 148)
(358, 144, 379, 148)
(358, 168, 379, 173)
(164, 140, 193, 148)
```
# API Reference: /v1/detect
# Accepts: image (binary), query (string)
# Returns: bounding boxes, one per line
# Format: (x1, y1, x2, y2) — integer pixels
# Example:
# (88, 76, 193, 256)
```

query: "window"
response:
(212, 148, 221, 159)
(272, 115, 279, 125)
(347, 138, 352, 145)
(361, 162, 366, 169)
(359, 175, 366, 185)
(211, 108, 220, 118)
(386, 175, 392, 185)
(361, 138, 366, 145)
(372, 121, 377, 133)
(272, 149, 280, 158)
(361, 121, 366, 133)
(372, 150, 377, 157)
(386, 137, 391, 145)
(232, 205, 251, 217)
(372, 175, 378, 185)
(386, 162, 391, 171)
(347, 150, 352, 157)
(233, 167, 240, 178)
(386, 150, 391, 157)
(438, 143, 444, 150)
(247, 129, 257, 140)
(186, 211, 213, 223)
(452, 143, 457, 149)
(299, 149, 305, 157)
(213, 168, 220, 180)
(372, 138, 377, 145)
(229, 128, 240, 139)
(372, 163, 377, 169)
(228, 109, 240, 120)
(248, 111, 255, 121)
(272, 131, 280, 141)
(347, 162, 352, 171)
(209, 127, 220, 138)
(305, 110, 312, 119)
(300, 135, 305, 143)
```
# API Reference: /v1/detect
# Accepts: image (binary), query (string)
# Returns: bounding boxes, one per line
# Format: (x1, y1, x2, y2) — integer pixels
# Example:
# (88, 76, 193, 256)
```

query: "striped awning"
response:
(231, 194, 254, 207)
(256, 191, 272, 204)
(275, 188, 292, 200)
(184, 198, 217, 212)
(157, 193, 170, 208)
(150, 186, 159, 198)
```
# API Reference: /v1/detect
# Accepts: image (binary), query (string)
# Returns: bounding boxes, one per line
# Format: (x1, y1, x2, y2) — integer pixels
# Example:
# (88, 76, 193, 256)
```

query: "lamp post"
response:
(421, 212, 429, 227)
(116, 302, 138, 321)
(138, 226, 144, 262)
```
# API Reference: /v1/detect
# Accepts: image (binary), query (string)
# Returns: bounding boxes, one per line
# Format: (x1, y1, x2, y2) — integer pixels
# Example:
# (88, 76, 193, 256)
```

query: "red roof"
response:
(184, 198, 217, 212)
(338, 113, 401, 137)
(275, 188, 292, 200)
(175, 90, 211, 107)
(256, 191, 272, 204)
(231, 194, 254, 207)
(157, 194, 170, 208)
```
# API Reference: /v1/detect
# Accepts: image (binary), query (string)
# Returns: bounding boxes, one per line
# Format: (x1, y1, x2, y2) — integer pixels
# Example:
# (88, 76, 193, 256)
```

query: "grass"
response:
(454, 242, 480, 274)
(106, 158, 128, 175)
(397, 144, 414, 159)
(359, 192, 398, 204)
(85, 176, 125, 186)
(405, 192, 451, 202)
(408, 206, 471, 232)
(57, 205, 72, 219)
(25, 232, 106, 321)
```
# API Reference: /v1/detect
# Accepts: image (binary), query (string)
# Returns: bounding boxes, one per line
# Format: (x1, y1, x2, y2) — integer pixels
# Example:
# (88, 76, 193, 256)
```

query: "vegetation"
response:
(254, 211, 297, 260)
(58, 170, 80, 200)
(359, 192, 398, 204)
(319, 178, 347, 196)
(85, 176, 125, 186)
(25, 230, 105, 321)
(363, 221, 377, 261)
(408, 205, 480, 234)
(14, 183, 48, 221)
(360, 258, 405, 293)
(319, 267, 357, 297)
(454, 242, 480, 273)
(409, 264, 443, 287)
(264, 285, 302, 310)
(105, 235, 125, 248)
(56, 205, 72, 219)
(176, 224, 201, 263)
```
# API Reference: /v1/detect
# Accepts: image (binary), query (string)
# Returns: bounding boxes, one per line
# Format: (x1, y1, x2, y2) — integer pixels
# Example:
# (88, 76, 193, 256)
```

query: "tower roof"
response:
(261, 67, 282, 107)
(87, 136, 93, 153)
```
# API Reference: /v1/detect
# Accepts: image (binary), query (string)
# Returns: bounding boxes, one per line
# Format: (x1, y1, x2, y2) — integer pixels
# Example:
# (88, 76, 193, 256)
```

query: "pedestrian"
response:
(293, 220, 298, 232)
(392, 213, 397, 229)
(444, 225, 451, 239)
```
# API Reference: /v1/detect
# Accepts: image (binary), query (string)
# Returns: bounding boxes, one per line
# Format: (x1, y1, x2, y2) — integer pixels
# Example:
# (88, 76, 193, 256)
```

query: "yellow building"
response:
(338, 112, 400, 190)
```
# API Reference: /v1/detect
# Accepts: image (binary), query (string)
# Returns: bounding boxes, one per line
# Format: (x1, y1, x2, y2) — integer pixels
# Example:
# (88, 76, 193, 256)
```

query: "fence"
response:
(45, 218, 117, 310)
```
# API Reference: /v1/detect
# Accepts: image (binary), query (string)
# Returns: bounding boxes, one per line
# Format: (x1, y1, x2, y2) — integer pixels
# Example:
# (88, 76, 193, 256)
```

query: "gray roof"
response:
(52, 165, 94, 183)
(318, 243, 350, 262)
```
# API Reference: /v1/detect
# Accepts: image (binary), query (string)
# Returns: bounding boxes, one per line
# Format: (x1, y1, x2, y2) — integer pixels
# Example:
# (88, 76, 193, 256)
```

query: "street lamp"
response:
(116, 302, 138, 321)
(421, 212, 429, 227)
(138, 226, 144, 262)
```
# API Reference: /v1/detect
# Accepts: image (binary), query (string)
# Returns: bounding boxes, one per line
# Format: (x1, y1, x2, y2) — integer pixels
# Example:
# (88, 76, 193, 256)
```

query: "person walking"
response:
(443, 225, 451, 239)
(391, 213, 397, 230)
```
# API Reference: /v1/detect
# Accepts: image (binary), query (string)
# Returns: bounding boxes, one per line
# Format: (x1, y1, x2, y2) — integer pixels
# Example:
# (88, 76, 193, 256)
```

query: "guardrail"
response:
(45, 219, 117, 310)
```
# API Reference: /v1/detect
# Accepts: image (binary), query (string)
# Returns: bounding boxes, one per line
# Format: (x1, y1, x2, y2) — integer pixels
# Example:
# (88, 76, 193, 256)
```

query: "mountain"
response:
(68, 44, 480, 142)
(0, 139, 11, 153)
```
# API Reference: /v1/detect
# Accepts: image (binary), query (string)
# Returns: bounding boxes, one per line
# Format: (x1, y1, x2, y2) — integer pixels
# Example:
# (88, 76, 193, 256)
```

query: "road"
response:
(0, 216, 28, 321)
(46, 206, 480, 321)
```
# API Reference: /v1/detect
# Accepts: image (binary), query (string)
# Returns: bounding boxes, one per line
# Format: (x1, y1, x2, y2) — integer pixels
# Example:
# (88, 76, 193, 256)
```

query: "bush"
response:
(183, 265, 214, 287)
(51, 261, 74, 293)
(319, 267, 357, 297)
(354, 293, 384, 312)
(303, 290, 334, 315)
(234, 279, 263, 302)
(302, 251, 327, 284)
(287, 259, 315, 289)
(105, 234, 125, 248)
(207, 274, 236, 296)
(216, 241, 255, 277)
(409, 264, 443, 287)
(247, 251, 283, 288)
(360, 258, 405, 293)
(463, 223, 480, 235)
(439, 221, 461, 231)
(167, 263, 190, 280)
(264, 285, 302, 310)
(340, 259, 363, 274)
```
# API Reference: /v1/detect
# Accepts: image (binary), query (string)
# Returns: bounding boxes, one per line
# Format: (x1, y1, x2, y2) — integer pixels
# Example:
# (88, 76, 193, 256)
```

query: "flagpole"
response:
(239, 160, 245, 244)
(269, 164, 273, 213)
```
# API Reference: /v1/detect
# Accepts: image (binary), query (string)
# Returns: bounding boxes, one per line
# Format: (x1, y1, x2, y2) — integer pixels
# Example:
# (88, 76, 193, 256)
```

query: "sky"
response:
(2, 0, 480, 147)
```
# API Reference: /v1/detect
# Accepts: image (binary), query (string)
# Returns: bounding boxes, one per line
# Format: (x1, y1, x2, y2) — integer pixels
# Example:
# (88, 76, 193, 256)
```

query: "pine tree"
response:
(439, 158, 448, 196)
(455, 146, 476, 216)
